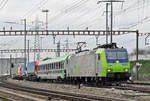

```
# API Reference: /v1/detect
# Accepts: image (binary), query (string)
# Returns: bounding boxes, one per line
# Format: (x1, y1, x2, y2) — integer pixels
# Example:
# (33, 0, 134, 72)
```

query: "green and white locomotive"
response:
(37, 43, 130, 84)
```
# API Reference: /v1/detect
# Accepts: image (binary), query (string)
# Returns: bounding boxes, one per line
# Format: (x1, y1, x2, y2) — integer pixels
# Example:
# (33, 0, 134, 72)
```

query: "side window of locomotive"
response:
(98, 54, 101, 60)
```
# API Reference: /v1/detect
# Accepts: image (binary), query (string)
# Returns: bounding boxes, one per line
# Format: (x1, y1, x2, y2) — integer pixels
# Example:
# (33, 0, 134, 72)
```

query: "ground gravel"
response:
(7, 78, 150, 101)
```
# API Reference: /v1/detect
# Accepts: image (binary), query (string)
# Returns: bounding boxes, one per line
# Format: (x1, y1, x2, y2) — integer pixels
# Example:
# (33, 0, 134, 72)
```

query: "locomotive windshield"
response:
(117, 51, 128, 60)
(105, 49, 128, 62)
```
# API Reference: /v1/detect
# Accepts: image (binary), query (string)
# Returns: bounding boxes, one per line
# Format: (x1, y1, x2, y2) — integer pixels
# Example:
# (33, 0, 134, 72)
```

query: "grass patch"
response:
(130, 60, 150, 75)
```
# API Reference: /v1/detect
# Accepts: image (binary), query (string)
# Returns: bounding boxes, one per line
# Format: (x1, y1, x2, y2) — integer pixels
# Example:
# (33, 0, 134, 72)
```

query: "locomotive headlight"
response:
(107, 69, 112, 72)
(124, 68, 129, 72)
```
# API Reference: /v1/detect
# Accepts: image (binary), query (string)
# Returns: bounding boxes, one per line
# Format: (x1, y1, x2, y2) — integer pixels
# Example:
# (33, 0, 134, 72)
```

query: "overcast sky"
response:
(0, 0, 150, 60)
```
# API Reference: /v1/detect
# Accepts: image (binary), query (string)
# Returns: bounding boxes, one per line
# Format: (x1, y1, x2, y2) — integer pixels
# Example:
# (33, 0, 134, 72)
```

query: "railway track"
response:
(0, 90, 36, 101)
(106, 83, 150, 94)
(0, 79, 129, 101)
(127, 82, 150, 86)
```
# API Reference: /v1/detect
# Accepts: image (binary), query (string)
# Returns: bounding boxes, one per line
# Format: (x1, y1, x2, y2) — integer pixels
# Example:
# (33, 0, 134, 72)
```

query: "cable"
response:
(48, 0, 91, 25)
(22, 0, 48, 19)
(0, 0, 6, 7)
(0, 0, 8, 10)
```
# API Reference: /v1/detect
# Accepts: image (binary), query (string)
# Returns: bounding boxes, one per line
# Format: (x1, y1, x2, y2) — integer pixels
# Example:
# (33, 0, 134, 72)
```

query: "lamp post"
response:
(42, 9, 49, 30)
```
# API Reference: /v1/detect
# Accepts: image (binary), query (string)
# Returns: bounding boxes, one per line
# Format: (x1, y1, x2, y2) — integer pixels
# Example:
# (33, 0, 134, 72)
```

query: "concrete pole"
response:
(27, 40, 29, 64)
(24, 19, 27, 74)
(110, 1, 113, 44)
(106, 3, 109, 44)
(10, 54, 12, 78)
(136, 30, 139, 80)
(42, 9, 49, 30)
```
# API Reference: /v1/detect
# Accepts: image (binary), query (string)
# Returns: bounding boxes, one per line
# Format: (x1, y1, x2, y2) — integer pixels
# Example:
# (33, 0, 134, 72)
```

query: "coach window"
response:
(52, 63, 54, 69)
(57, 62, 59, 69)
(60, 62, 62, 69)
(55, 63, 57, 69)
(61, 62, 63, 69)
(53, 63, 55, 69)
(59, 62, 61, 69)
(38, 66, 39, 71)
(58, 62, 60, 69)
(40, 66, 42, 70)
(54, 63, 56, 69)
(41, 66, 43, 70)
(37, 66, 39, 70)
(49, 64, 50, 70)
(39, 66, 40, 71)
(43, 66, 44, 70)
(45, 65, 47, 70)
(47, 64, 49, 69)
(39, 66, 41, 71)
(43, 65, 44, 70)
(47, 64, 48, 70)
(50, 64, 52, 70)
(56, 63, 58, 69)
(58, 62, 59, 69)
(45, 64, 48, 70)
(39, 66, 42, 71)
(48, 64, 50, 70)
(48, 64, 51, 70)
(56, 63, 57, 69)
